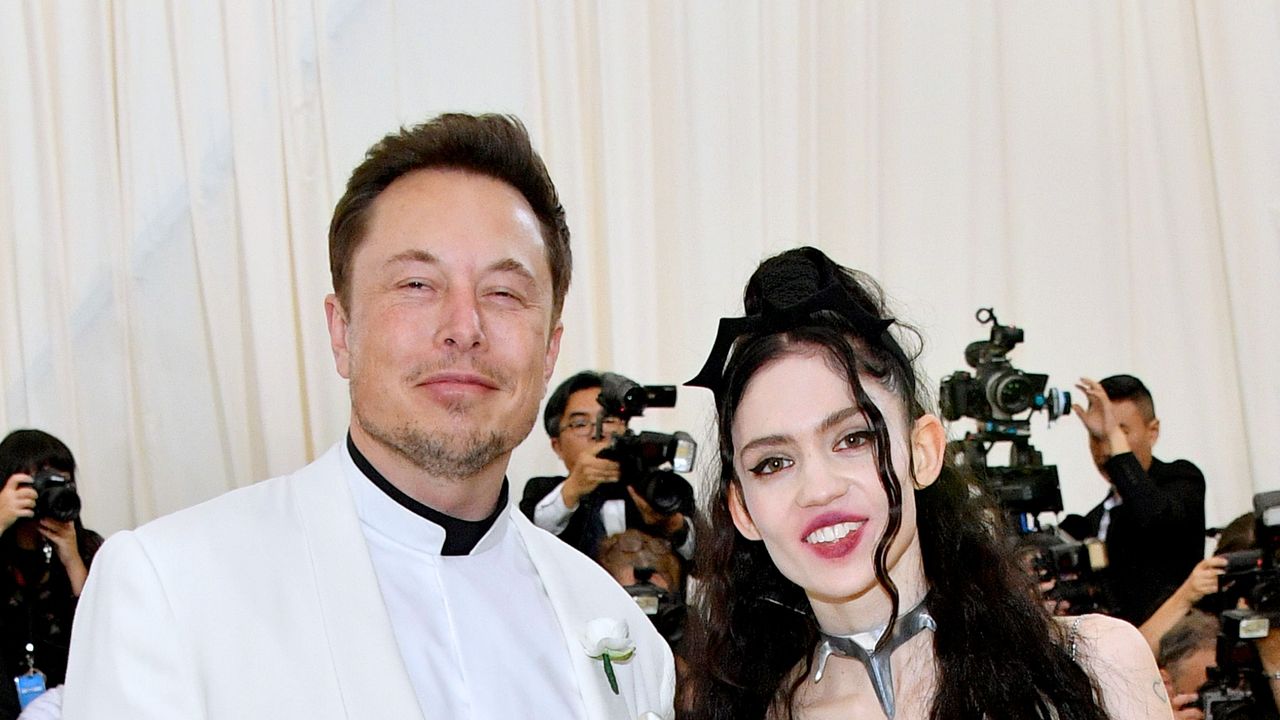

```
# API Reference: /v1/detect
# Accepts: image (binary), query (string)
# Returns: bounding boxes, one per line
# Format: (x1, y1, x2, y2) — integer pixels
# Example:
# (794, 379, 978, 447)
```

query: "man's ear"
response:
(909, 414, 947, 490)
(543, 321, 563, 386)
(727, 482, 762, 541)
(324, 294, 351, 379)
(550, 436, 568, 466)
(1148, 417, 1161, 445)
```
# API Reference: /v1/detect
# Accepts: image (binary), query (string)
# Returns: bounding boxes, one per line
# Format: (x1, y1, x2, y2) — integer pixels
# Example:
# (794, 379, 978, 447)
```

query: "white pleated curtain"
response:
(1, 1, 1276, 535)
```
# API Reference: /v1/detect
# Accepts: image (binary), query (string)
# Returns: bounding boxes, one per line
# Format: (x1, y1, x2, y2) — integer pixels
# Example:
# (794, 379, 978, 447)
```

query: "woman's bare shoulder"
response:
(1056, 614, 1174, 719)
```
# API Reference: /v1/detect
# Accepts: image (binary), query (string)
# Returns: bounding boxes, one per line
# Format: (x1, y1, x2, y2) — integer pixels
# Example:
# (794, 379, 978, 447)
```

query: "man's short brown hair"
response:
(328, 113, 572, 320)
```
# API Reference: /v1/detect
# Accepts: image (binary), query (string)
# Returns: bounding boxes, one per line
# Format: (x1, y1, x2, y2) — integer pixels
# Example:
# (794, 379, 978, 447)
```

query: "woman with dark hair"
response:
(683, 248, 1169, 720)
(0, 429, 102, 718)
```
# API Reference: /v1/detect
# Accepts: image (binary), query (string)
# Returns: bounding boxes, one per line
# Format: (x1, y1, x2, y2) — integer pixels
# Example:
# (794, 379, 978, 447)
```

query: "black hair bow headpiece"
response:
(684, 247, 897, 402)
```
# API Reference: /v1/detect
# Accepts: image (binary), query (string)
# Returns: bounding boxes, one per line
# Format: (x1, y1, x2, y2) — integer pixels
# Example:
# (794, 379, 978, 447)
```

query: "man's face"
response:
(325, 168, 562, 481)
(1166, 646, 1216, 696)
(551, 387, 626, 473)
(1112, 399, 1159, 470)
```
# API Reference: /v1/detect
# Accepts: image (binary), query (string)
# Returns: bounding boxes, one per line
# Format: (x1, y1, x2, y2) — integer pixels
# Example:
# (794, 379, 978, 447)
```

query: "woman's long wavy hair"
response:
(683, 251, 1109, 720)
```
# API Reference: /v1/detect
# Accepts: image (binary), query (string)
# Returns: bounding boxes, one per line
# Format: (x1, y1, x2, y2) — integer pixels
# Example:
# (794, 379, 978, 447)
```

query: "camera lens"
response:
(639, 471, 694, 515)
(46, 488, 82, 521)
(991, 372, 1033, 414)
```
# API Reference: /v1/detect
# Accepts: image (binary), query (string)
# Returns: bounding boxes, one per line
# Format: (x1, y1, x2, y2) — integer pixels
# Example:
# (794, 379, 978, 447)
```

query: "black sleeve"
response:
(518, 476, 567, 521)
(1103, 453, 1205, 533)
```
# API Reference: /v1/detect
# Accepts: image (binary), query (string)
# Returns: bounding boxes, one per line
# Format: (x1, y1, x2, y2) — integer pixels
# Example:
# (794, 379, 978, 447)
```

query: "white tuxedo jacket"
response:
(61, 444, 675, 719)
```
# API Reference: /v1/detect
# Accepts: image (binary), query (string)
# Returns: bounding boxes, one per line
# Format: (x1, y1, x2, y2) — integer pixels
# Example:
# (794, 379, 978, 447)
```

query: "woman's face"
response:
(727, 349, 943, 608)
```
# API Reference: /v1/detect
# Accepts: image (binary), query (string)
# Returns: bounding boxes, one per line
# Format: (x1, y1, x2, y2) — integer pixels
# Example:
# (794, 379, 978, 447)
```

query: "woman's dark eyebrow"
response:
(739, 405, 864, 457)
(739, 433, 791, 457)
(817, 405, 862, 435)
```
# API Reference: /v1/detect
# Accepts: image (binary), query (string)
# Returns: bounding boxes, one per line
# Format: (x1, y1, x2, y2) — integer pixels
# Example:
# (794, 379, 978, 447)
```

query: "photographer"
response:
(520, 371, 694, 561)
(1188, 511, 1280, 720)
(596, 528, 686, 644)
(1062, 374, 1206, 624)
(0, 430, 102, 719)
(1158, 611, 1221, 719)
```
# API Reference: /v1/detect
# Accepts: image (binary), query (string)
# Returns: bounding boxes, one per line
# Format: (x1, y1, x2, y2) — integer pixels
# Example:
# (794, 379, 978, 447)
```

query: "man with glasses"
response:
(520, 371, 693, 561)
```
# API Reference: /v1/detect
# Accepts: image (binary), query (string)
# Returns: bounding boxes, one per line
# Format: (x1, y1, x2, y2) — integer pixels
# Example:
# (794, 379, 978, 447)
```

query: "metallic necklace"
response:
(812, 595, 936, 719)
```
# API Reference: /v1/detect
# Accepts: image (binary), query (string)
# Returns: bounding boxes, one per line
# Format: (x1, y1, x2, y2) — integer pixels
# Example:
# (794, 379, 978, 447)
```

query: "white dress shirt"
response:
(345, 451, 584, 719)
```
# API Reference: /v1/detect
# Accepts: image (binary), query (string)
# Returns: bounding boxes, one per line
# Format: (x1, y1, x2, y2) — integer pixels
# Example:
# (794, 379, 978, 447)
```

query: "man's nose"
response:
(435, 288, 484, 349)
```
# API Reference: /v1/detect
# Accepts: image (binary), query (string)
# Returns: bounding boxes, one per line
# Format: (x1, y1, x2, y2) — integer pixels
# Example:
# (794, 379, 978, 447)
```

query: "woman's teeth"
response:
(804, 520, 864, 544)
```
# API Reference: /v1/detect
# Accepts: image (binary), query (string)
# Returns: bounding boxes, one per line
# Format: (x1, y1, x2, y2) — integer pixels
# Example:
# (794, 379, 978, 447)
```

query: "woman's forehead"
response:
(731, 353, 900, 439)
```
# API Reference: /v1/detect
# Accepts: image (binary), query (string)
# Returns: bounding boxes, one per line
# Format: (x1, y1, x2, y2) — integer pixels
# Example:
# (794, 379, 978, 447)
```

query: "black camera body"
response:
(625, 567, 686, 646)
(1024, 532, 1111, 614)
(939, 308, 1070, 424)
(940, 308, 1070, 520)
(597, 432, 696, 515)
(25, 468, 81, 522)
(592, 373, 697, 517)
(1194, 491, 1280, 719)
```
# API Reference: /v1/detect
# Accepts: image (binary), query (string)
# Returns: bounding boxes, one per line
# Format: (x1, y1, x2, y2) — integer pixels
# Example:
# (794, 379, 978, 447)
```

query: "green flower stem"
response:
(602, 654, 619, 694)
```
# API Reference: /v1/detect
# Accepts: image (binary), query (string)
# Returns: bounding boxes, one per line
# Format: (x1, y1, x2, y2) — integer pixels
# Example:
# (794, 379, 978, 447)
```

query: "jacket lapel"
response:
(512, 512, 635, 719)
(291, 447, 424, 720)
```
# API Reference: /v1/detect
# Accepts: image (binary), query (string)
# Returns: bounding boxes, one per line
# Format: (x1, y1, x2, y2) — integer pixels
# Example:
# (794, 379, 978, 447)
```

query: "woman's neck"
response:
(808, 535, 930, 636)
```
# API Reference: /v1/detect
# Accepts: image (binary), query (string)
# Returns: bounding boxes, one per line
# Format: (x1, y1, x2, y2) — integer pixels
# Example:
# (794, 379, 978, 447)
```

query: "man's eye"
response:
(748, 457, 792, 476)
(485, 288, 524, 304)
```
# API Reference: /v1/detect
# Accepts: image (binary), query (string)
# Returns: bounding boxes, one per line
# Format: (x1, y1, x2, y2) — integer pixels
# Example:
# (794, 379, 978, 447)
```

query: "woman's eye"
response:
(402, 280, 432, 291)
(748, 457, 793, 476)
(836, 431, 874, 450)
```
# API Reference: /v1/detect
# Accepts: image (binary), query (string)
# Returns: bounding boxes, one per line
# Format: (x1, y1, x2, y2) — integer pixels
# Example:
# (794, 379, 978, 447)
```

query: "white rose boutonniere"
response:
(581, 617, 636, 695)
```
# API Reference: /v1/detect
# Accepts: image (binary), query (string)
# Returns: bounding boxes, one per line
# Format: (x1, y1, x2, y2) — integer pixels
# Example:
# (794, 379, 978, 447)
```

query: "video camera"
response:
(940, 309, 1103, 613)
(939, 308, 1071, 519)
(592, 373, 697, 516)
(1193, 492, 1280, 719)
(23, 468, 81, 522)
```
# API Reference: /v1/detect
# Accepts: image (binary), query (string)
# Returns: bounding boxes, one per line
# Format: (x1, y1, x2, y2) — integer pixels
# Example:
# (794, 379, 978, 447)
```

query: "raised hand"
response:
(0, 473, 37, 533)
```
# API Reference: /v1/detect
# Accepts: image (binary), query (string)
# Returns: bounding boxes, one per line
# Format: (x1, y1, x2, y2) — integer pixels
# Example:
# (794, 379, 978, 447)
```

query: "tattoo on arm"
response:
(1152, 678, 1168, 702)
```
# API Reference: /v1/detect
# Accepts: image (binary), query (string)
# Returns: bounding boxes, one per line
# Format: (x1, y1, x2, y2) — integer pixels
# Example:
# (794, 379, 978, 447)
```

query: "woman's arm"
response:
(1070, 614, 1175, 719)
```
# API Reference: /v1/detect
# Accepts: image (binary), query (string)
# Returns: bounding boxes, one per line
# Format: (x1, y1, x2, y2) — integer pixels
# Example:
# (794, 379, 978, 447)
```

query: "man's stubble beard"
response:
(351, 380, 538, 482)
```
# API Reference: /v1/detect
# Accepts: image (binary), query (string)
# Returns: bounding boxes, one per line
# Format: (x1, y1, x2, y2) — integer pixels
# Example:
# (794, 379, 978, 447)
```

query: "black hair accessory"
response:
(685, 247, 898, 402)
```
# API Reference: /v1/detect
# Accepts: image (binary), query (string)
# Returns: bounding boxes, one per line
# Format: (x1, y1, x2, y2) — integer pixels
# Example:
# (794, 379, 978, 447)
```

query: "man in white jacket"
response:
(62, 113, 675, 720)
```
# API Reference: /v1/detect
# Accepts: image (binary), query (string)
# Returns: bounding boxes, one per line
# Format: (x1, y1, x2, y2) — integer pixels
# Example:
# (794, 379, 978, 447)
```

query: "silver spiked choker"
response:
(812, 594, 936, 719)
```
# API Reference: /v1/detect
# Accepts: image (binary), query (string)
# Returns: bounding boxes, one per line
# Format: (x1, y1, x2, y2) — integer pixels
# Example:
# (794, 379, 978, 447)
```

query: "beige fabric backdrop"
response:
(1, 1, 1276, 536)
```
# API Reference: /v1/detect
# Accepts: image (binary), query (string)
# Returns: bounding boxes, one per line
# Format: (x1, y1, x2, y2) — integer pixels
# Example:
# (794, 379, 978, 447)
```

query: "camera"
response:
(592, 373, 698, 516)
(626, 567, 686, 646)
(940, 308, 1071, 519)
(25, 468, 81, 522)
(940, 308, 1071, 424)
(1021, 532, 1111, 614)
(941, 309, 1103, 612)
(1193, 491, 1280, 719)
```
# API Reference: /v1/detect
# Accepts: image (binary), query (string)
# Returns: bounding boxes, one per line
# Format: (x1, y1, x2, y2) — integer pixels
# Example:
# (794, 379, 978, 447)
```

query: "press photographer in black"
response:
(1061, 374, 1206, 625)
(0, 430, 102, 718)
(519, 371, 694, 561)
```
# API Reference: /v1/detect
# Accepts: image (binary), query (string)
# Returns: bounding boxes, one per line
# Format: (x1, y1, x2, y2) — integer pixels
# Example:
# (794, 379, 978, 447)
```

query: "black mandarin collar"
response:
(346, 433, 507, 556)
